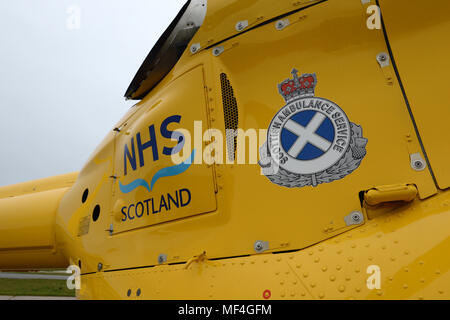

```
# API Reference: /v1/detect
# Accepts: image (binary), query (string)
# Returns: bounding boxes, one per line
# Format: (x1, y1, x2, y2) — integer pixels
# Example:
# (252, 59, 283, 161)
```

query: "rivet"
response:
(329, 275, 336, 282)
(322, 266, 328, 272)
(348, 257, 353, 262)
(310, 282, 316, 288)
(314, 257, 320, 263)
(303, 272, 309, 278)
(318, 247, 324, 252)
(338, 285, 346, 293)
(355, 287, 361, 293)
(438, 290, 444, 294)
(345, 276, 351, 281)
(404, 250, 410, 255)
(403, 284, 408, 289)
(280, 281, 284, 285)
(319, 293, 325, 299)
(420, 278, 425, 283)
(377, 290, 383, 296)
(355, 268, 360, 273)
(436, 270, 441, 275)
(296, 264, 302, 268)
(336, 265, 342, 271)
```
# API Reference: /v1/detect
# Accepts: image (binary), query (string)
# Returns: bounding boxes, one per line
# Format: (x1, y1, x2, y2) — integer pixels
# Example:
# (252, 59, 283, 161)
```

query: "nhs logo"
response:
(123, 115, 185, 176)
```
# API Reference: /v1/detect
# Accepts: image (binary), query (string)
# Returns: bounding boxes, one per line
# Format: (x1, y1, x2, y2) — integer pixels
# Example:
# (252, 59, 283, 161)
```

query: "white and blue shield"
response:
(259, 69, 368, 188)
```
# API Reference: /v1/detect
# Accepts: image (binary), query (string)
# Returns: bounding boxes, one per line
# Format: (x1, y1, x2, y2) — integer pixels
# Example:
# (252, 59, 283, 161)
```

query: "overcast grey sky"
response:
(0, 0, 185, 186)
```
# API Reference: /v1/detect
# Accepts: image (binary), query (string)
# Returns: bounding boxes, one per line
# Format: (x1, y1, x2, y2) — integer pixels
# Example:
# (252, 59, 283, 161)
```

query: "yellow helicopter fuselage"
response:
(0, 0, 449, 300)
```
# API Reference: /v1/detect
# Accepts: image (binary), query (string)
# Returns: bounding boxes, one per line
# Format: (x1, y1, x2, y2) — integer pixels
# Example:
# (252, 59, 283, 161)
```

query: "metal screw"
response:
(97, 263, 103, 271)
(254, 241, 268, 253)
(275, 19, 289, 31)
(376, 52, 389, 67)
(190, 43, 200, 54)
(345, 211, 364, 226)
(352, 213, 361, 223)
(158, 254, 167, 264)
(255, 241, 264, 252)
(414, 160, 424, 170)
(212, 46, 224, 57)
(235, 20, 248, 32)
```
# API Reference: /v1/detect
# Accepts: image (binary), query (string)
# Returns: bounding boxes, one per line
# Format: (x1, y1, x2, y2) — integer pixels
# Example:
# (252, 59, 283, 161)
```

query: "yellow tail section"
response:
(0, 173, 77, 270)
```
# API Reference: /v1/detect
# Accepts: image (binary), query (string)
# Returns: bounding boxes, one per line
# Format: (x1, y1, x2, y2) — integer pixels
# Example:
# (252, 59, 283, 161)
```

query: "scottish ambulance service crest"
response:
(259, 69, 368, 188)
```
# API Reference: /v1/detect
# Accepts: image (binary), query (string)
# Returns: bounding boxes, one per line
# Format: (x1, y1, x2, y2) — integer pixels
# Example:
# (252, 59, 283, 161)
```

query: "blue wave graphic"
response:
(119, 178, 150, 194)
(118, 149, 196, 194)
(150, 149, 196, 190)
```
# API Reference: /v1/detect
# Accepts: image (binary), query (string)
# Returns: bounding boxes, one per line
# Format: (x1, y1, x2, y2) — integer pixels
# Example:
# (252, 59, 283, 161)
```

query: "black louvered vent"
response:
(220, 73, 239, 162)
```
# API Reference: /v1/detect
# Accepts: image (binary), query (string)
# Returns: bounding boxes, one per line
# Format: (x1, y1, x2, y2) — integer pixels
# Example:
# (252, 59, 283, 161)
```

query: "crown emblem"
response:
(278, 69, 317, 102)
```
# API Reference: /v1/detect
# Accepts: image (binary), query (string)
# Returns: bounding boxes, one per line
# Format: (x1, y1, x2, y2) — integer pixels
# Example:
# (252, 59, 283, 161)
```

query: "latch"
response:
(362, 184, 418, 219)
(364, 184, 417, 206)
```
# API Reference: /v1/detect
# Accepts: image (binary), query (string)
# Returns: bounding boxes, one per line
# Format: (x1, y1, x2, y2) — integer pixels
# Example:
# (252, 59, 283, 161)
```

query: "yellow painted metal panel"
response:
(379, 0, 450, 189)
(190, 0, 324, 51)
(0, 172, 77, 198)
(64, 0, 440, 274)
(2, 0, 449, 300)
(55, 130, 117, 274)
(111, 66, 217, 233)
(78, 190, 450, 300)
(0, 188, 70, 269)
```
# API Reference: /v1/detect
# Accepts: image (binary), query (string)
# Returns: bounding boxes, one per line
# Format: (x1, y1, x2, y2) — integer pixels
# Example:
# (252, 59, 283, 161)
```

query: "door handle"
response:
(363, 184, 417, 207)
